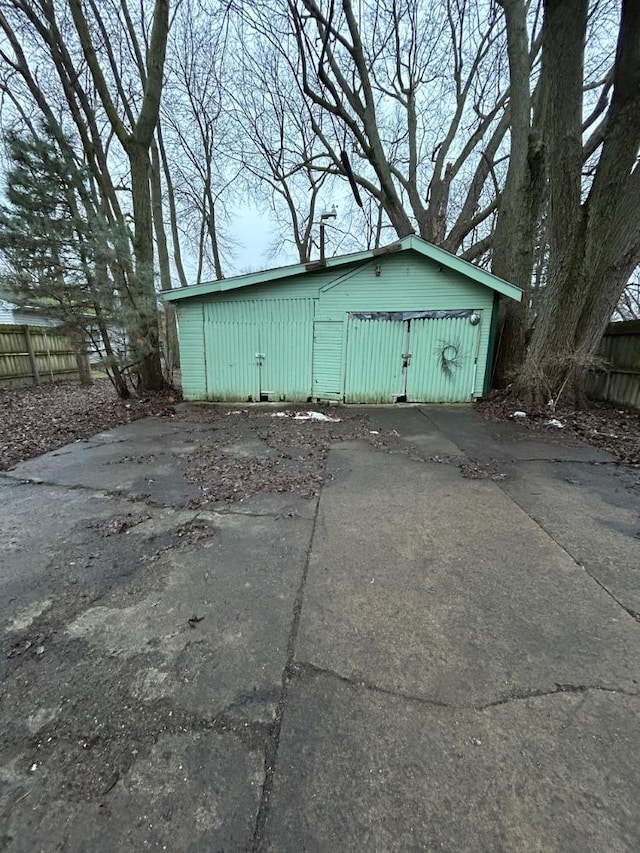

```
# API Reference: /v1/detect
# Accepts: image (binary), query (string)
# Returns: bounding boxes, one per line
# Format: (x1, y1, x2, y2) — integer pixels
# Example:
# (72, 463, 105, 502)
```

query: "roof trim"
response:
(162, 234, 522, 303)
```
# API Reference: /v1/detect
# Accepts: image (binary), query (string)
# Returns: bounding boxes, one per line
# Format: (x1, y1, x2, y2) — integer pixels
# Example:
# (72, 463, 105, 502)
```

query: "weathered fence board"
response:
(588, 320, 640, 411)
(0, 325, 79, 389)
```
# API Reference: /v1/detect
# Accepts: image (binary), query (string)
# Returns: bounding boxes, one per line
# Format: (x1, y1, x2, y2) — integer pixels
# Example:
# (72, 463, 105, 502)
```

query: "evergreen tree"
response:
(0, 127, 130, 396)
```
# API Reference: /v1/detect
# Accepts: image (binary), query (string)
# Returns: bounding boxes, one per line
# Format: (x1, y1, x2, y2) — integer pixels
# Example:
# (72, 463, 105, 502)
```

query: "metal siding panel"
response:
(201, 298, 313, 401)
(318, 254, 493, 399)
(258, 299, 313, 401)
(176, 303, 207, 400)
(312, 320, 345, 399)
(344, 318, 406, 403)
(207, 271, 345, 303)
(407, 316, 478, 402)
(204, 301, 259, 401)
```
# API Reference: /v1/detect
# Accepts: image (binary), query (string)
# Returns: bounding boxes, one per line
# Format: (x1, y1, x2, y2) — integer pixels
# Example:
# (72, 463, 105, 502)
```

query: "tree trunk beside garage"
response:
(151, 140, 180, 370)
(126, 139, 165, 390)
(518, 0, 640, 406)
(491, 0, 545, 387)
(69, 0, 169, 392)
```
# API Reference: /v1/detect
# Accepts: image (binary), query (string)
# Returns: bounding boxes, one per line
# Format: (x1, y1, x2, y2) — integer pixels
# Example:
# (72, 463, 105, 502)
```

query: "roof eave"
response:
(162, 235, 522, 303)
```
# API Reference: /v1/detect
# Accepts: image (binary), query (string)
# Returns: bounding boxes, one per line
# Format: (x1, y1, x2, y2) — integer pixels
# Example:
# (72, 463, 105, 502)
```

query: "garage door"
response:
(344, 310, 480, 403)
(203, 299, 314, 401)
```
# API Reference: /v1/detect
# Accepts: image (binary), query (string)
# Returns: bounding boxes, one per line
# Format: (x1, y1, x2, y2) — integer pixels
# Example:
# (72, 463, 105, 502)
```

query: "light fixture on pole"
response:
(319, 205, 337, 262)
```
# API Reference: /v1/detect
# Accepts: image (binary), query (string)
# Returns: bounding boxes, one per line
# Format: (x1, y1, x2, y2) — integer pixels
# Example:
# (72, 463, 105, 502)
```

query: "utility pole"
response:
(319, 206, 337, 261)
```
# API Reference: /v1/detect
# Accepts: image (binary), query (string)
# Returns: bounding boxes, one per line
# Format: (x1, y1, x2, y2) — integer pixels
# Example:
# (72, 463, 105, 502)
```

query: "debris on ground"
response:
(459, 461, 506, 481)
(177, 405, 377, 504)
(0, 380, 180, 471)
(271, 410, 342, 422)
(545, 418, 565, 429)
(477, 390, 640, 468)
(7, 633, 47, 659)
(89, 513, 152, 536)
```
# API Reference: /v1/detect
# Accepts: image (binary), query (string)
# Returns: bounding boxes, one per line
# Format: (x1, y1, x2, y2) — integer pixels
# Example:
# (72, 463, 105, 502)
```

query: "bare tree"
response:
(491, 0, 544, 384)
(68, 0, 169, 390)
(226, 27, 333, 263)
(245, 0, 513, 259)
(615, 281, 640, 321)
(0, 0, 173, 391)
(162, 0, 236, 281)
(0, 3, 136, 394)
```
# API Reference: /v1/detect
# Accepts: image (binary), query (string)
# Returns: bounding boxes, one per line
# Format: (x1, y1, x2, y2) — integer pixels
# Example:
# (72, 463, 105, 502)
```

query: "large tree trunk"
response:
(69, 0, 169, 392)
(519, 0, 640, 406)
(73, 332, 93, 387)
(491, 0, 545, 386)
(127, 141, 164, 390)
(94, 306, 130, 399)
(156, 121, 188, 288)
(151, 140, 179, 369)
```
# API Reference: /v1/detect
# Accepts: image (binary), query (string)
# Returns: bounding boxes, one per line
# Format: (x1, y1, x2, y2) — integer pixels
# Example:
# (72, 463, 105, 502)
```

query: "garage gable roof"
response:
(162, 234, 523, 303)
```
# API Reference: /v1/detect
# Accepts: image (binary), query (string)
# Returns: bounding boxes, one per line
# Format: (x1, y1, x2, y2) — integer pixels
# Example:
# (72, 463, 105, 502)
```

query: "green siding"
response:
(344, 318, 407, 403)
(204, 302, 260, 400)
(258, 300, 314, 401)
(202, 298, 313, 401)
(176, 251, 496, 402)
(176, 302, 207, 400)
(317, 254, 493, 398)
(200, 266, 356, 304)
(163, 234, 522, 303)
(405, 315, 480, 402)
(343, 314, 480, 403)
(312, 321, 344, 399)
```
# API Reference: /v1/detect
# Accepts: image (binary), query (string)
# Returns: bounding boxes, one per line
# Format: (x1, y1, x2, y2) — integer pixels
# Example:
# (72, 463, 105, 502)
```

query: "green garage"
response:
(162, 235, 521, 404)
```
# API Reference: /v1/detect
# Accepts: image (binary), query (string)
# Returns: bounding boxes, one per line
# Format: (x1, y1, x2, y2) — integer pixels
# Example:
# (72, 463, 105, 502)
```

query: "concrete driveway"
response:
(1, 405, 639, 852)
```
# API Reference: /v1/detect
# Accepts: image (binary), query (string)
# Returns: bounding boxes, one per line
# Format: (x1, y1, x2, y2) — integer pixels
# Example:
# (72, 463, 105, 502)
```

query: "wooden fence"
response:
(587, 320, 640, 411)
(0, 324, 80, 389)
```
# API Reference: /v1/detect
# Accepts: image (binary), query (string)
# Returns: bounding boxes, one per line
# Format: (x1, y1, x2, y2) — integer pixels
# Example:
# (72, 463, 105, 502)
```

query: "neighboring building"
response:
(0, 296, 59, 328)
(162, 235, 522, 404)
(0, 294, 128, 367)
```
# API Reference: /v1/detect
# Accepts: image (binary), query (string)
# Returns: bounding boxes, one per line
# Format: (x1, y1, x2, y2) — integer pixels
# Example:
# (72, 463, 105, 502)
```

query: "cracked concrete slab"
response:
(0, 477, 166, 639)
(1, 439, 315, 852)
(296, 440, 640, 706)
(500, 459, 640, 616)
(3, 419, 207, 506)
(264, 671, 640, 853)
(422, 405, 615, 463)
(350, 405, 463, 457)
(2, 405, 640, 852)
(62, 510, 313, 723)
(3, 731, 264, 853)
